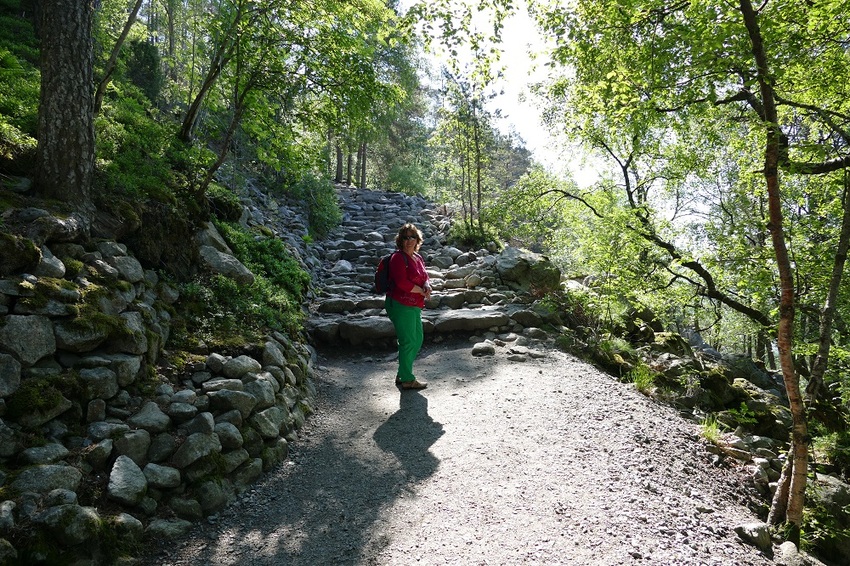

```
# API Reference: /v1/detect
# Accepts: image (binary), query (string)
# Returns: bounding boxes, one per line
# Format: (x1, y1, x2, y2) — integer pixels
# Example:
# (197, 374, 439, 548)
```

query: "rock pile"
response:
(0, 209, 317, 563)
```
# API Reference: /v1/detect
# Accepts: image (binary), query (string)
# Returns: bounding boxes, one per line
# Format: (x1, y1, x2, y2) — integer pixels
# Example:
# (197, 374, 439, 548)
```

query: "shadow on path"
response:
(373, 392, 444, 482)
(150, 349, 446, 566)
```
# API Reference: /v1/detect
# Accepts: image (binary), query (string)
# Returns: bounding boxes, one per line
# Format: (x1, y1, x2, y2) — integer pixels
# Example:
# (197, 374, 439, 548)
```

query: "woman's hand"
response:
(414, 285, 431, 298)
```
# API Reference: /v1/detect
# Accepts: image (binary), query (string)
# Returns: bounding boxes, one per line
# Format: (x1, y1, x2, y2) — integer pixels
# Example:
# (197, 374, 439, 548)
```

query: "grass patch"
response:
(701, 414, 722, 444)
(627, 362, 656, 394)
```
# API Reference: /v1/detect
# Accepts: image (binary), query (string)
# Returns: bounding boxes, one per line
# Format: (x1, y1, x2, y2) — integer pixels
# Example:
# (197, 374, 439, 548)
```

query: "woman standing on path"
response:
(386, 223, 431, 390)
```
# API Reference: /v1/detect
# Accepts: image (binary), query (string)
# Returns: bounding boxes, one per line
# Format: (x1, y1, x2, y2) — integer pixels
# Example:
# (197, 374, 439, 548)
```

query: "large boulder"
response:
(199, 245, 255, 285)
(809, 475, 850, 564)
(0, 354, 21, 397)
(11, 464, 82, 494)
(338, 317, 397, 345)
(36, 505, 100, 547)
(0, 315, 55, 365)
(495, 247, 560, 292)
(430, 309, 510, 333)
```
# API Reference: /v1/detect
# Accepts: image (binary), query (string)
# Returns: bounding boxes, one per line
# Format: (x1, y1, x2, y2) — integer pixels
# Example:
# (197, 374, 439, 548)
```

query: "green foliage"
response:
(384, 162, 429, 195)
(207, 182, 243, 222)
(801, 483, 850, 556)
(5, 372, 81, 422)
(627, 362, 656, 394)
(217, 221, 310, 298)
(813, 431, 850, 478)
(724, 402, 759, 428)
(0, 43, 38, 173)
(701, 414, 722, 444)
(62, 257, 85, 279)
(592, 334, 638, 377)
(547, 288, 602, 333)
(124, 39, 162, 103)
(0, 2, 39, 171)
(0, 1, 40, 136)
(95, 87, 182, 201)
(5, 377, 65, 421)
(448, 221, 500, 250)
(171, 222, 309, 349)
(597, 335, 635, 358)
(288, 174, 342, 239)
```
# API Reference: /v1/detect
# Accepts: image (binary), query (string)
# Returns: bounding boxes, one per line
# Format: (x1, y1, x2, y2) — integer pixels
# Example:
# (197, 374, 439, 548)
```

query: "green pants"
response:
(385, 297, 423, 382)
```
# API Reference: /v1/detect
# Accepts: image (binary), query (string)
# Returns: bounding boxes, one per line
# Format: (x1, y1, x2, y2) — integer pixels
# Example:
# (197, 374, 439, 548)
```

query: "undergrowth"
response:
(169, 221, 309, 351)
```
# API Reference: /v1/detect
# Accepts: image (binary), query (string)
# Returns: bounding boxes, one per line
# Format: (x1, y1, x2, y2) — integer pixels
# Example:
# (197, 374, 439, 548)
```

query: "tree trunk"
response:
(354, 141, 363, 188)
(37, 0, 95, 224)
(178, 2, 244, 143)
(94, 0, 145, 114)
(740, 0, 808, 536)
(358, 141, 367, 189)
(346, 152, 353, 185)
(807, 177, 850, 400)
(163, 0, 177, 80)
(335, 144, 343, 184)
(472, 104, 484, 236)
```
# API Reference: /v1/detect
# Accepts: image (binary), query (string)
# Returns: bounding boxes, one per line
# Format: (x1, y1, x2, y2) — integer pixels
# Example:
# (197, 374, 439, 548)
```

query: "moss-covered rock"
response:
(650, 332, 693, 358)
(0, 231, 39, 276)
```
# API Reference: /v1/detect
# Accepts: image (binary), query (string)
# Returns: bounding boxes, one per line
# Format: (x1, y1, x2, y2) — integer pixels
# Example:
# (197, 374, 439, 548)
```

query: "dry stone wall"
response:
(0, 209, 317, 563)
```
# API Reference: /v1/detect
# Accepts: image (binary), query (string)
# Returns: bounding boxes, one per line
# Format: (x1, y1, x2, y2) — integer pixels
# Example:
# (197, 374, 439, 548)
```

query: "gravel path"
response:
(146, 339, 776, 565)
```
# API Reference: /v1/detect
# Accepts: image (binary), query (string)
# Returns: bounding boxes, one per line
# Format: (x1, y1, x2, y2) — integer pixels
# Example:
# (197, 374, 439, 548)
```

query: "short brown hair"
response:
(395, 223, 423, 250)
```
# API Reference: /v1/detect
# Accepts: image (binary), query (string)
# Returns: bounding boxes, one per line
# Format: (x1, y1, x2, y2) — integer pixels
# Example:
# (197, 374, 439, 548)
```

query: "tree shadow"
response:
(145, 356, 446, 566)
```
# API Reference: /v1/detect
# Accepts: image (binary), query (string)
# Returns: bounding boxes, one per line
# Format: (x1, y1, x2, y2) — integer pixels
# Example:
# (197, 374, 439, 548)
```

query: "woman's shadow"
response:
(373, 392, 444, 481)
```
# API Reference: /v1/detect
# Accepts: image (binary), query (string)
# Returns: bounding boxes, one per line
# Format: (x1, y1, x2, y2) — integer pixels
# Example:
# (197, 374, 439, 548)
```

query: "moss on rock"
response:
(0, 231, 39, 276)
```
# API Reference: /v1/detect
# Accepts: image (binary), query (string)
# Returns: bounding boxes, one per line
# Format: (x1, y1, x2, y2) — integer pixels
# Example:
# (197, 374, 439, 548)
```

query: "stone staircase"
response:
(304, 187, 563, 352)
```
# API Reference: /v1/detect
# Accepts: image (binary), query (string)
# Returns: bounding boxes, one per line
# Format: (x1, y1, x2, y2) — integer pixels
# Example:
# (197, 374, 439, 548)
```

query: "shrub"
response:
(801, 482, 850, 558)
(125, 39, 162, 103)
(384, 163, 427, 195)
(207, 182, 243, 222)
(448, 221, 500, 250)
(289, 174, 341, 239)
(170, 222, 310, 350)
(813, 431, 850, 478)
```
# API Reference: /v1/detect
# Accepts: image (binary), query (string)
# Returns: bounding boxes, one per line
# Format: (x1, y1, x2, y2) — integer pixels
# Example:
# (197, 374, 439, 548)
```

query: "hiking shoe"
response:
(400, 379, 427, 390)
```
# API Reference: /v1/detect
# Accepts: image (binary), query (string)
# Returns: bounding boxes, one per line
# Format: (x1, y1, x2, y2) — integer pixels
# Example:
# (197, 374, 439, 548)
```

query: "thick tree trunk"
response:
(740, 0, 808, 536)
(37, 0, 95, 224)
(94, 0, 144, 114)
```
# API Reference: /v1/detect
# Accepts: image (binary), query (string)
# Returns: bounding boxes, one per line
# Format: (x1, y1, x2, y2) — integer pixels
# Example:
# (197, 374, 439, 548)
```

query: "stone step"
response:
(305, 187, 562, 346)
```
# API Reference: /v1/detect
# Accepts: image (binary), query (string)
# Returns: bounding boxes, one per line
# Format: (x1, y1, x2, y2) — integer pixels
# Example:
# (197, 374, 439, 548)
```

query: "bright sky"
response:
(400, 0, 600, 187)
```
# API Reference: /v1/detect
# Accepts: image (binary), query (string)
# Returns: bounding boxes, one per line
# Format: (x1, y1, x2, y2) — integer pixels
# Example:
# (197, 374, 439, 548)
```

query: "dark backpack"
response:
(374, 251, 409, 294)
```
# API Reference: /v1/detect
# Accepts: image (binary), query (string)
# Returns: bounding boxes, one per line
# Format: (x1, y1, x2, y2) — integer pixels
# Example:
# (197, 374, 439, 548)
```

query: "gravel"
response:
(142, 338, 778, 565)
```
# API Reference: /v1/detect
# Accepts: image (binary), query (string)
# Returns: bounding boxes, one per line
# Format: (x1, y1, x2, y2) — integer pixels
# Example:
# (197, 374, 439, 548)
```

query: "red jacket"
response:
(388, 251, 429, 308)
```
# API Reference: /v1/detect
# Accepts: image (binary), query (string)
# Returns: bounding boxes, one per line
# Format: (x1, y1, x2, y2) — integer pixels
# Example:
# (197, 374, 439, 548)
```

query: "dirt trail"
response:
(146, 339, 776, 565)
